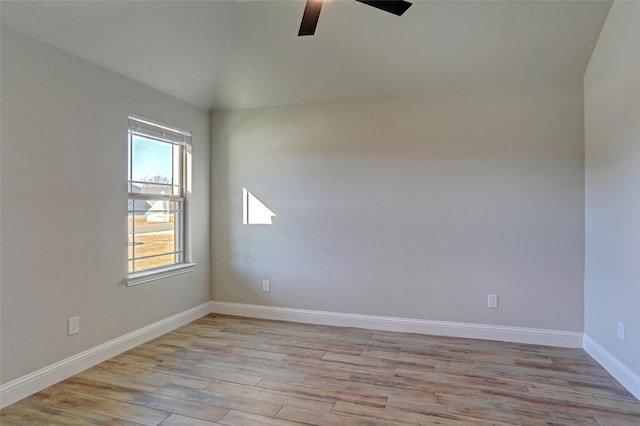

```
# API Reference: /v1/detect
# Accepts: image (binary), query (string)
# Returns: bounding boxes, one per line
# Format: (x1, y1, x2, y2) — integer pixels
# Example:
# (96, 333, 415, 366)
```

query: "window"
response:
(127, 115, 192, 283)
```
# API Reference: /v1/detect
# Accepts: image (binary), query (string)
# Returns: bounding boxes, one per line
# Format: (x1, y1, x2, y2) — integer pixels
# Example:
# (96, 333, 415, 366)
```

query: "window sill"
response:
(126, 263, 196, 287)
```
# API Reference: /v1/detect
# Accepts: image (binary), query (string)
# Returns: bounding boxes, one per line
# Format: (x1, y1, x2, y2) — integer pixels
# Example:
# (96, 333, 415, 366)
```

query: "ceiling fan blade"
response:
(354, 0, 412, 16)
(298, 0, 324, 36)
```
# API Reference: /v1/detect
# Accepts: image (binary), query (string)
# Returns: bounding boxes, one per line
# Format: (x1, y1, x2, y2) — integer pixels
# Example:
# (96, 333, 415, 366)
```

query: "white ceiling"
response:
(1, 0, 612, 111)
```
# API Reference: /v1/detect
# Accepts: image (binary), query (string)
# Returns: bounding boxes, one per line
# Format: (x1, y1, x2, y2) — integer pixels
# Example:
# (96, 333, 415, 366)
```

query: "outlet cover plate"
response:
(68, 316, 80, 335)
(488, 294, 498, 309)
(617, 321, 625, 340)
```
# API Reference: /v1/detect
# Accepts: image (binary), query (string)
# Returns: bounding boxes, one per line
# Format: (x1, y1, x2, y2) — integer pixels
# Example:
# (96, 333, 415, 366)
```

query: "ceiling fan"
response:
(298, 0, 412, 36)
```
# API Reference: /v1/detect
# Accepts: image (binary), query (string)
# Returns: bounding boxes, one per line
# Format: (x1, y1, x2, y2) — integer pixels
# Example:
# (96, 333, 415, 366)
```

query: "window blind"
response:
(128, 114, 191, 146)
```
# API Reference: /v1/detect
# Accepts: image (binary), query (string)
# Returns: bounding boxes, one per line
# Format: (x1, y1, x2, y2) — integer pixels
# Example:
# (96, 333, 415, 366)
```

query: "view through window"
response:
(127, 115, 191, 274)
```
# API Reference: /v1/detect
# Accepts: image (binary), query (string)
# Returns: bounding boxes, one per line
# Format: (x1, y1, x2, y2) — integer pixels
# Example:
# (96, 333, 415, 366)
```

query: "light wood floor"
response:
(2, 314, 639, 425)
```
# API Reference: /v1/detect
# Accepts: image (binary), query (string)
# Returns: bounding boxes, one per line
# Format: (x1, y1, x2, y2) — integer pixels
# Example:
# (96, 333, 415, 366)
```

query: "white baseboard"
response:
(0, 302, 212, 409)
(209, 301, 583, 348)
(0, 300, 600, 410)
(583, 334, 640, 400)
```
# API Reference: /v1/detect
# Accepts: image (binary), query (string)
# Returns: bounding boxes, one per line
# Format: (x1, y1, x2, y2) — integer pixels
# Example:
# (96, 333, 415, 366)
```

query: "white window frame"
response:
(126, 114, 194, 286)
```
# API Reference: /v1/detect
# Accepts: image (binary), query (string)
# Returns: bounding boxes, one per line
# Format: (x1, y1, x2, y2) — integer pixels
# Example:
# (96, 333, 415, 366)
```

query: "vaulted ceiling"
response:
(0, 0, 612, 110)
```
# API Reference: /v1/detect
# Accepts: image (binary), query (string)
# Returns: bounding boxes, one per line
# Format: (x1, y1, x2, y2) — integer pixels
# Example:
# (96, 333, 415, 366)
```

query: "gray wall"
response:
(211, 78, 586, 331)
(584, 1, 640, 375)
(0, 27, 210, 384)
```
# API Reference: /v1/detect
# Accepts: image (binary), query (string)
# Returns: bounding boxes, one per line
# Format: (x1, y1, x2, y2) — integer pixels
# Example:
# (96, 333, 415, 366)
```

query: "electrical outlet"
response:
(68, 316, 80, 335)
(488, 294, 498, 309)
(617, 321, 625, 341)
(262, 280, 270, 292)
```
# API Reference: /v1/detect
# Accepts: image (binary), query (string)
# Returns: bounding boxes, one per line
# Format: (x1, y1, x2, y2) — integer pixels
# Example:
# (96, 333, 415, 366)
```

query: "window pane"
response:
(127, 198, 183, 272)
(134, 254, 176, 272)
(130, 135, 178, 195)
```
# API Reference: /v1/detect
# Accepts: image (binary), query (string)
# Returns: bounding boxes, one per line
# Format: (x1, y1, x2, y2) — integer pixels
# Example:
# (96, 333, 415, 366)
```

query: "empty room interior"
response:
(1, 0, 639, 424)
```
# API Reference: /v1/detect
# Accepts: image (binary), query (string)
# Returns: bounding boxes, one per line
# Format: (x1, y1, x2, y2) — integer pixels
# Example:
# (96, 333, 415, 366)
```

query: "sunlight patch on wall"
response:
(243, 187, 276, 225)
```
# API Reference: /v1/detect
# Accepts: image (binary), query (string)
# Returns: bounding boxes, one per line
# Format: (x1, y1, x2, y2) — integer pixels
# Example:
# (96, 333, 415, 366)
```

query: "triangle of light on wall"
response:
(243, 187, 276, 225)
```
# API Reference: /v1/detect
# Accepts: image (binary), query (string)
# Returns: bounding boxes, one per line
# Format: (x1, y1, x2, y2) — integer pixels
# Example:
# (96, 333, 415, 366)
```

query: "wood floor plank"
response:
(332, 400, 513, 426)
(2, 314, 638, 426)
(434, 392, 602, 426)
(96, 360, 214, 390)
(224, 339, 327, 359)
(596, 417, 640, 426)
(185, 363, 265, 386)
(0, 397, 118, 425)
(196, 356, 308, 383)
(257, 377, 390, 407)
(527, 381, 640, 412)
(206, 380, 335, 412)
(394, 367, 532, 393)
(277, 405, 404, 426)
(363, 348, 441, 368)
(36, 388, 170, 425)
(475, 360, 624, 389)
(482, 387, 640, 420)
(218, 410, 303, 426)
(101, 419, 148, 426)
(433, 392, 542, 425)
(54, 377, 229, 423)
(159, 414, 223, 426)
(154, 383, 283, 417)
(284, 353, 397, 378)
(387, 395, 525, 425)
(302, 374, 437, 402)
(434, 361, 572, 388)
